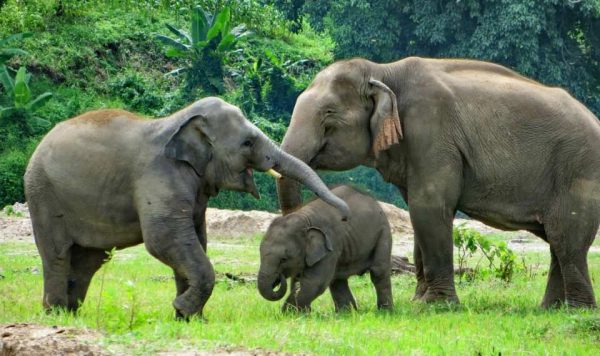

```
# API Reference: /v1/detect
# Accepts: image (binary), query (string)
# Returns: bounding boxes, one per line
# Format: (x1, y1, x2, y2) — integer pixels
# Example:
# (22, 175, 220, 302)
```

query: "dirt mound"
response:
(0, 202, 415, 241)
(378, 202, 413, 236)
(0, 323, 106, 355)
(206, 208, 279, 238)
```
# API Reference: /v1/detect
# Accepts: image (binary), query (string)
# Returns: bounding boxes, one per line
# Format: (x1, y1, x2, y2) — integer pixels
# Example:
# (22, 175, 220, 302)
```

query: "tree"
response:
(276, 0, 600, 116)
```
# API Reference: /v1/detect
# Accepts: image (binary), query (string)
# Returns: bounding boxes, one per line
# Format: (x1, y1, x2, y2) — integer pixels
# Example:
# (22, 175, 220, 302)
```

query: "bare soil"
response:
(3, 202, 596, 256)
(0, 323, 106, 356)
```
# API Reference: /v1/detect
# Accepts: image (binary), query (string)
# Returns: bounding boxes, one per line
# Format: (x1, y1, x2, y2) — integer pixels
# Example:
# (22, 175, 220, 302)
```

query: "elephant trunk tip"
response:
(258, 272, 287, 301)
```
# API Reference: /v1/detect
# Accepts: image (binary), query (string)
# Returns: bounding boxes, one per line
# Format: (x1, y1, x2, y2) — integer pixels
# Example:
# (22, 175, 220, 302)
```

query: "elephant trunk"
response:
(257, 271, 287, 301)
(260, 135, 350, 219)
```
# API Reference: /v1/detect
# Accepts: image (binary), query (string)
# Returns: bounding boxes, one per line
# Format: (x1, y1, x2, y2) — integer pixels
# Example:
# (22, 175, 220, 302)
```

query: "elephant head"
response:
(164, 97, 350, 217)
(258, 214, 333, 300)
(277, 59, 401, 213)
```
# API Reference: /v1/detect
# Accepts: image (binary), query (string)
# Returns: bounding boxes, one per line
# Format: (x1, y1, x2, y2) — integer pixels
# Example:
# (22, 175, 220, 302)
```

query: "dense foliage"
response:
(0, 0, 599, 210)
(274, 0, 600, 116)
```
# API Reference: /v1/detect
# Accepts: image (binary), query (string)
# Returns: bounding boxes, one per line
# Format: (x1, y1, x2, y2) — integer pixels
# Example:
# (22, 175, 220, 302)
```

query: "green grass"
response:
(1, 239, 599, 355)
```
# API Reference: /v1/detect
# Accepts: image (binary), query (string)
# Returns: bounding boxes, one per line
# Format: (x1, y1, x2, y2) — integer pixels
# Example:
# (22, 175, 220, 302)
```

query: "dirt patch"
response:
(2, 202, 598, 256)
(0, 323, 106, 356)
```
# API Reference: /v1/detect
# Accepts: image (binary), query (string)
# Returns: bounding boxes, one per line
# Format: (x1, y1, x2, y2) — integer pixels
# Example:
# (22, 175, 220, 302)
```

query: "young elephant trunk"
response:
(257, 271, 287, 301)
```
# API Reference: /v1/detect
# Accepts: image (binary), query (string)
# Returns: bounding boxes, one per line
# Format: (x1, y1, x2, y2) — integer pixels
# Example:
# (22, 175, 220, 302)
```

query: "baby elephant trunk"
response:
(257, 271, 287, 301)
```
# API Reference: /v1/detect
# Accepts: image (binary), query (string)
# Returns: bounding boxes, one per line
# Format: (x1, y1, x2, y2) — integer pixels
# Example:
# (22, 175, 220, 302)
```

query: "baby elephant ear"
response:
(305, 227, 333, 267)
(369, 79, 403, 157)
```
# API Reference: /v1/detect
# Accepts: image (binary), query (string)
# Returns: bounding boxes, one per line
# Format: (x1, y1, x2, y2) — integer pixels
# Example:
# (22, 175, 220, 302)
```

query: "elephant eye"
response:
(242, 139, 253, 147)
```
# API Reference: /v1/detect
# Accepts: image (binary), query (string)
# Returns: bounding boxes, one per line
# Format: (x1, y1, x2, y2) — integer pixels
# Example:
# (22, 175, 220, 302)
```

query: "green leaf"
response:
(32, 116, 51, 128)
(0, 106, 17, 119)
(0, 48, 29, 60)
(26, 92, 52, 112)
(0, 32, 33, 47)
(0, 65, 14, 92)
(13, 67, 31, 108)
(155, 34, 191, 52)
(206, 7, 230, 42)
(191, 6, 209, 45)
(164, 67, 188, 77)
(217, 33, 236, 52)
(165, 47, 187, 58)
(165, 23, 191, 44)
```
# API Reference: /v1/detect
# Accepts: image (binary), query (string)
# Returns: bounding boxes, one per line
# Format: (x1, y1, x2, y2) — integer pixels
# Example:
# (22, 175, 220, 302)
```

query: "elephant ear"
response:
(305, 227, 333, 267)
(164, 114, 214, 177)
(369, 79, 403, 157)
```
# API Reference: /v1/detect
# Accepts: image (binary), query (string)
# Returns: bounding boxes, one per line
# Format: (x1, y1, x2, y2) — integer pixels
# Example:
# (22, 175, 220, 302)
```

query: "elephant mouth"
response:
(240, 168, 260, 199)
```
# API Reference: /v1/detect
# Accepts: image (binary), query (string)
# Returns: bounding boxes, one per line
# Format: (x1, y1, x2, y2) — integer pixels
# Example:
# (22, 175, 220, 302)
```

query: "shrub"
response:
(0, 146, 33, 206)
(453, 224, 521, 282)
(156, 5, 250, 95)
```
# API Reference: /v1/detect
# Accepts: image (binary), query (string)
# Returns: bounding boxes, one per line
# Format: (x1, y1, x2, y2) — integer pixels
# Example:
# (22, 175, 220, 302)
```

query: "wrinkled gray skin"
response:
(259, 185, 393, 312)
(278, 57, 600, 308)
(24, 97, 349, 319)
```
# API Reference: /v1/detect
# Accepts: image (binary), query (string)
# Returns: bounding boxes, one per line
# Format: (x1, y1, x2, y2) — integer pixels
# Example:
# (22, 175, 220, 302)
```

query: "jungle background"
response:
(1, 0, 599, 211)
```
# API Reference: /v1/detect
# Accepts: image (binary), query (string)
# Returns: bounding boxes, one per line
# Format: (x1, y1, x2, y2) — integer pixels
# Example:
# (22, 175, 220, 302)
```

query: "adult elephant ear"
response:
(164, 113, 213, 177)
(305, 227, 333, 267)
(369, 79, 403, 157)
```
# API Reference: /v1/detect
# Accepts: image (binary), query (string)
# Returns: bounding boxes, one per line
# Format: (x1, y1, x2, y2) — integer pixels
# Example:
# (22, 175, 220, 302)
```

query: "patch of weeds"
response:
(568, 315, 600, 340)
(2, 204, 23, 217)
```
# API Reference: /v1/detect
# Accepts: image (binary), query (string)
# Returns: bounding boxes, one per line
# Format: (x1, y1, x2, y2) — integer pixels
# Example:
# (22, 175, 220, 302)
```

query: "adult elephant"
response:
(25, 97, 349, 319)
(277, 57, 600, 308)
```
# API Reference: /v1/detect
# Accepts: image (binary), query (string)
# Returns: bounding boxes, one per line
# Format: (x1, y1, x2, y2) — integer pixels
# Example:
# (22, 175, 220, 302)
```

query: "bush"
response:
(453, 224, 521, 283)
(0, 145, 34, 206)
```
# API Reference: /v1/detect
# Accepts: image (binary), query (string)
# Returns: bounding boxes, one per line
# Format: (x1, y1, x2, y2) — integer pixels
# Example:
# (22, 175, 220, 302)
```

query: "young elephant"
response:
(25, 97, 349, 319)
(258, 185, 393, 312)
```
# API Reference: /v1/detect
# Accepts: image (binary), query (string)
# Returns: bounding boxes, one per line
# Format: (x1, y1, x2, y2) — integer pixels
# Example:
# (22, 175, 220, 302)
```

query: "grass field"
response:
(1, 236, 599, 355)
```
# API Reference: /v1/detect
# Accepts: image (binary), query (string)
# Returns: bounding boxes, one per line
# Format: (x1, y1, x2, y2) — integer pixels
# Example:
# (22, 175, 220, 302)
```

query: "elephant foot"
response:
(565, 298, 597, 309)
(411, 282, 428, 301)
(540, 296, 565, 309)
(377, 302, 394, 312)
(172, 291, 208, 319)
(420, 289, 460, 304)
(282, 302, 310, 314)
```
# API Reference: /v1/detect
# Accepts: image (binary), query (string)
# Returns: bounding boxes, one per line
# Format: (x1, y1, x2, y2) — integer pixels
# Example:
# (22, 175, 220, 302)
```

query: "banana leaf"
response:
(26, 92, 53, 112)
(13, 67, 31, 108)
(165, 23, 191, 44)
(191, 6, 209, 46)
(0, 32, 32, 47)
(0, 65, 14, 92)
(155, 34, 190, 51)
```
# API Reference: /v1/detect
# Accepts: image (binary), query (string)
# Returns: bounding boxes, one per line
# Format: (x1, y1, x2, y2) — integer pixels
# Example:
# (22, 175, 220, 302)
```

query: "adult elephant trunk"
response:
(276, 117, 320, 216)
(257, 271, 287, 301)
(259, 133, 350, 219)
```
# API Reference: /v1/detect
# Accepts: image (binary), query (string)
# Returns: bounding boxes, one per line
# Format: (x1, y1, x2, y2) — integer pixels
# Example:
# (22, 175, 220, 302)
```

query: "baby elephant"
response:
(258, 185, 393, 312)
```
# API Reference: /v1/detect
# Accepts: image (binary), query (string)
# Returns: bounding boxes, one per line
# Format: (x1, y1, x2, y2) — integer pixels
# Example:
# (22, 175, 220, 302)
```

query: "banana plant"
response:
(0, 66, 53, 133)
(1, 32, 32, 96)
(156, 5, 250, 94)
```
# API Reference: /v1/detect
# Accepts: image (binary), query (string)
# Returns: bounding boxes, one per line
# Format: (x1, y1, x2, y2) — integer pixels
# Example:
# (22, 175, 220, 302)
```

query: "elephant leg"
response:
(412, 244, 428, 301)
(142, 226, 215, 319)
(370, 229, 393, 310)
(67, 245, 108, 311)
(544, 201, 597, 308)
(329, 279, 357, 312)
(541, 247, 565, 308)
(40, 249, 71, 312)
(409, 192, 459, 303)
(30, 205, 71, 312)
(282, 278, 300, 312)
(286, 259, 336, 312)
